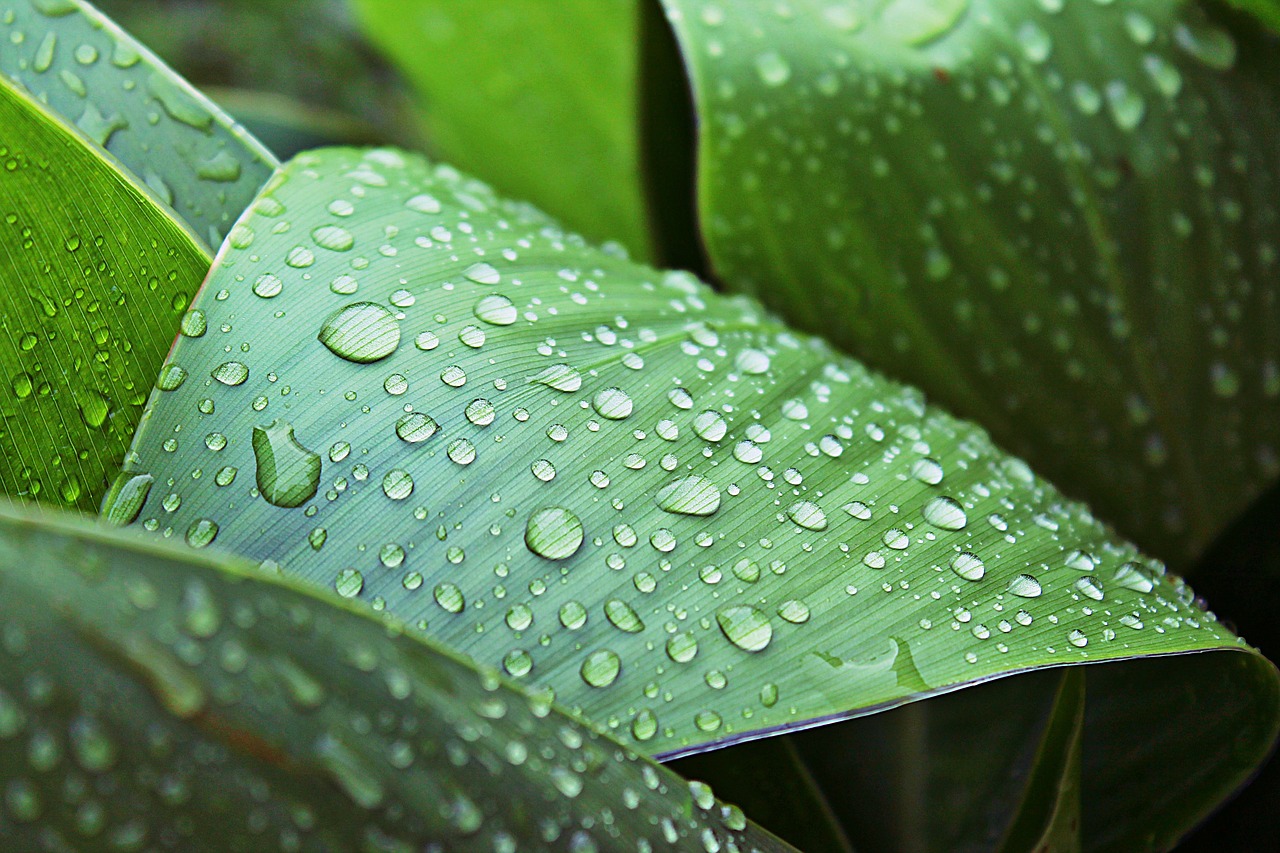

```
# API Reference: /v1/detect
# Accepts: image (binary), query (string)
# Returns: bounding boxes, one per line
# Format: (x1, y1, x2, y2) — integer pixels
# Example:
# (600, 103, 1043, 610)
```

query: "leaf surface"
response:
(0, 0, 276, 246)
(658, 0, 1280, 561)
(112, 147, 1279, 848)
(0, 500, 794, 852)
(0, 74, 210, 510)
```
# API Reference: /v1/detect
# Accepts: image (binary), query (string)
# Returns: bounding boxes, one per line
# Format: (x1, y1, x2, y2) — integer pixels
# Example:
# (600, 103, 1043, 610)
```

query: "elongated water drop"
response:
(716, 605, 773, 652)
(318, 302, 400, 363)
(655, 476, 721, 516)
(252, 420, 321, 508)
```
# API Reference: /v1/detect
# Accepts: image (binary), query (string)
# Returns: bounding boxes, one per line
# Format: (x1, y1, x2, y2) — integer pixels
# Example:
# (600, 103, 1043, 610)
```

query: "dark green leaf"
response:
(112, 147, 1278, 846)
(0, 75, 210, 510)
(658, 0, 1280, 562)
(0, 0, 276, 245)
(0, 500, 795, 851)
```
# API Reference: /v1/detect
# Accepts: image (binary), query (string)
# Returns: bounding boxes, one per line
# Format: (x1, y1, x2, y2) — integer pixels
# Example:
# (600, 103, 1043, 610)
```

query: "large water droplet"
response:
(1008, 573, 1042, 598)
(580, 649, 621, 688)
(655, 476, 722, 516)
(592, 387, 633, 420)
(922, 496, 967, 530)
(530, 363, 582, 392)
(318, 302, 401, 363)
(395, 412, 438, 443)
(604, 599, 645, 633)
(252, 420, 321, 508)
(525, 506, 584, 560)
(786, 500, 827, 531)
(716, 605, 773, 652)
(951, 551, 985, 581)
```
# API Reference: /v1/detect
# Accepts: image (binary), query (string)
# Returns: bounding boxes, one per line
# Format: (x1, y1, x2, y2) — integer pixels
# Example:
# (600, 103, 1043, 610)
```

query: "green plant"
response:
(1, 1, 1278, 850)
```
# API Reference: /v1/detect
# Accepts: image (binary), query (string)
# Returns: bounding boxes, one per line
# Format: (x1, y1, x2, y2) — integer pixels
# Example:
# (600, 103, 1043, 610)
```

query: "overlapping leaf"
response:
(0, 76, 210, 510)
(0, 0, 276, 246)
(113, 147, 1278, 847)
(658, 0, 1280, 562)
(0, 500, 793, 851)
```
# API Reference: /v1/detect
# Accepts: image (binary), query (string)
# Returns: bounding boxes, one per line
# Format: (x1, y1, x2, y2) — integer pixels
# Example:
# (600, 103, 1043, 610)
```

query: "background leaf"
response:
(0, 74, 210, 511)
(95, 0, 424, 158)
(352, 0, 666, 261)
(114, 145, 1279, 847)
(0, 0, 277, 246)
(0, 500, 794, 852)
(656, 0, 1280, 563)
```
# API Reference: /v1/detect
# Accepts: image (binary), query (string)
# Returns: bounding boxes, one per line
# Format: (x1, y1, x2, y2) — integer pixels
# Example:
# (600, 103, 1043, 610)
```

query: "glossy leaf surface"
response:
(659, 0, 1280, 561)
(0, 501, 794, 852)
(0, 75, 210, 510)
(115, 145, 1277, 835)
(0, 0, 276, 246)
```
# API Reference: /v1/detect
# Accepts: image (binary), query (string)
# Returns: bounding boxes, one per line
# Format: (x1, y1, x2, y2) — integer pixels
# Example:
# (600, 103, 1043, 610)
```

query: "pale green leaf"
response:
(0, 499, 794, 851)
(0, 75, 210, 510)
(111, 148, 1277, 849)
(0, 0, 276, 246)
(659, 0, 1280, 561)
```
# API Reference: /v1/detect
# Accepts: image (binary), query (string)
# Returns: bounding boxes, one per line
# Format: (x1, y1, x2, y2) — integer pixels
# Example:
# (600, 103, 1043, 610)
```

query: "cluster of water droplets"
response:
(110, 147, 1226, 754)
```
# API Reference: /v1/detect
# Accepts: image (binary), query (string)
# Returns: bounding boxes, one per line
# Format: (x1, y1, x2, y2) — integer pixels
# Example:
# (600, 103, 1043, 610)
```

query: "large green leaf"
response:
(0, 0, 276, 246)
(352, 0, 661, 261)
(114, 146, 1279, 845)
(0, 500, 793, 852)
(0, 74, 210, 510)
(657, 0, 1280, 562)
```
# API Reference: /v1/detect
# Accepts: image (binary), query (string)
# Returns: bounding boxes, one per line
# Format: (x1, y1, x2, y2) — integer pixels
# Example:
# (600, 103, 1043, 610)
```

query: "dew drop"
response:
(318, 302, 401, 363)
(655, 476, 722, 516)
(716, 605, 773, 652)
(525, 506, 585, 560)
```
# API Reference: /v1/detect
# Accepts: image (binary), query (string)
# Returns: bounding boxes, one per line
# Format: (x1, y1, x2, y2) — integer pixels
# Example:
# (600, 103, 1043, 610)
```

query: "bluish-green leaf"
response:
(112, 147, 1278, 849)
(0, 0, 276, 246)
(0, 500, 794, 852)
(658, 0, 1280, 561)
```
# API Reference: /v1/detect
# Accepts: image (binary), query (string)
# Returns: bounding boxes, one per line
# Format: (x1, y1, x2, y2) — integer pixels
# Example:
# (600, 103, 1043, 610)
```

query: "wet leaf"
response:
(0, 73, 209, 511)
(0, 500, 794, 851)
(0, 0, 276, 245)
(658, 0, 1280, 562)
(116, 147, 1279, 848)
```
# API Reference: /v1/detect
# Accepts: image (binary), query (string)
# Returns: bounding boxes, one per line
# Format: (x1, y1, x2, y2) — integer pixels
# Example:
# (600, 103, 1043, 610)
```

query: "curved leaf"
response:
(0, 500, 794, 852)
(352, 0, 660, 260)
(0, 0, 276, 245)
(0, 74, 210, 510)
(113, 147, 1278, 846)
(658, 0, 1280, 561)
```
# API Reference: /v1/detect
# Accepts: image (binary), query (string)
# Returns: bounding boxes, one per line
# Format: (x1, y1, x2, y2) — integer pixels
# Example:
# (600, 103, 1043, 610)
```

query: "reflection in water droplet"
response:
(252, 420, 321, 508)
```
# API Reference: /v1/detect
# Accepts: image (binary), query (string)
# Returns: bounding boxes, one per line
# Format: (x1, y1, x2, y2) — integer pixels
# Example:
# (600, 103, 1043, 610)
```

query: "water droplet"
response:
(592, 387, 634, 420)
(156, 364, 187, 391)
(184, 518, 218, 549)
(1113, 562, 1155, 594)
(464, 262, 501, 284)
(395, 412, 438, 443)
(252, 420, 321, 508)
(786, 500, 827, 531)
(755, 50, 791, 86)
(911, 457, 944, 485)
(530, 363, 582, 392)
(716, 605, 773, 652)
(604, 599, 645, 633)
(318, 302, 401, 363)
(656, 476, 722, 516)
(211, 361, 249, 386)
(693, 410, 728, 442)
(312, 225, 354, 251)
(922, 496, 967, 530)
(525, 506, 584, 560)
(101, 472, 153, 526)
(474, 294, 517, 325)
(1008, 574, 1042, 598)
(1068, 629, 1089, 648)
(435, 583, 465, 613)
(777, 599, 810, 624)
(447, 438, 476, 465)
(666, 632, 698, 663)
(580, 649, 621, 688)
(951, 551, 985, 582)
(1074, 576, 1105, 601)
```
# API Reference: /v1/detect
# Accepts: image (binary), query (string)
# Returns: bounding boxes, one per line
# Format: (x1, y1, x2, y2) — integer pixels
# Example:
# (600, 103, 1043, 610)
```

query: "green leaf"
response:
(657, 0, 1280, 562)
(114, 146, 1279, 845)
(996, 669, 1084, 853)
(0, 74, 210, 510)
(0, 500, 795, 852)
(352, 0, 660, 261)
(1222, 0, 1280, 32)
(0, 0, 277, 246)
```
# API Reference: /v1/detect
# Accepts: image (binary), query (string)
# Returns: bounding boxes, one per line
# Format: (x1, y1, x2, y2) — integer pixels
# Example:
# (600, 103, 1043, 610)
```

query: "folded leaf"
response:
(0, 75, 210, 510)
(113, 146, 1278, 846)
(0, 0, 276, 246)
(0, 500, 794, 852)
(658, 0, 1280, 562)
